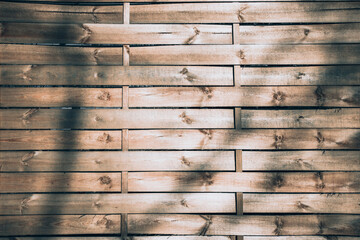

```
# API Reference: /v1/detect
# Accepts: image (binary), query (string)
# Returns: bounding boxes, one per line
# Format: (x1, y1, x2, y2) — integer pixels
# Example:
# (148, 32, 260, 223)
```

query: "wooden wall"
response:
(0, 0, 359, 239)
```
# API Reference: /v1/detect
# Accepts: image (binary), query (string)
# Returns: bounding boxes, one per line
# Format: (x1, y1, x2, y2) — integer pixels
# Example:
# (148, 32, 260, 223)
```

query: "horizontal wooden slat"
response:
(242, 151, 360, 171)
(128, 129, 360, 150)
(239, 66, 360, 86)
(244, 193, 360, 214)
(0, 151, 234, 172)
(0, 131, 122, 150)
(0, 2, 123, 23)
(0, 215, 121, 235)
(130, 45, 360, 65)
(240, 109, 360, 128)
(0, 173, 121, 193)
(128, 214, 360, 235)
(0, 65, 233, 86)
(0, 193, 235, 214)
(0, 88, 122, 107)
(128, 172, 360, 193)
(0, 109, 234, 129)
(131, 3, 360, 23)
(0, 45, 123, 65)
(0, 23, 232, 45)
(129, 86, 360, 107)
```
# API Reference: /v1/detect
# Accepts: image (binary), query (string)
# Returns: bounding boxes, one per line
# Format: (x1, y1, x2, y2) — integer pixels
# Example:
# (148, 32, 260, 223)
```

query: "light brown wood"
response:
(0, 131, 122, 150)
(0, 151, 234, 172)
(0, 65, 233, 86)
(243, 194, 360, 214)
(122, 172, 128, 193)
(243, 238, 358, 240)
(0, 109, 234, 129)
(131, 3, 360, 23)
(0, 88, 122, 107)
(129, 86, 360, 107)
(240, 109, 360, 128)
(128, 172, 360, 193)
(0, 173, 121, 193)
(0, 193, 235, 215)
(0, 215, 121, 235)
(242, 151, 360, 171)
(128, 129, 360, 150)
(128, 214, 360, 235)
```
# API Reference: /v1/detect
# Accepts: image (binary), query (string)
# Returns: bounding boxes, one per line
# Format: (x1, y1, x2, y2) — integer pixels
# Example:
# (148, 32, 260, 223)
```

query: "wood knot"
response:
(94, 116, 102, 122)
(304, 28, 310, 36)
(272, 91, 286, 104)
(179, 112, 192, 124)
(199, 87, 213, 98)
(22, 65, 36, 82)
(296, 72, 306, 80)
(21, 151, 36, 166)
(22, 109, 39, 125)
(296, 201, 311, 211)
(199, 215, 213, 236)
(93, 201, 101, 208)
(180, 68, 188, 75)
(185, 27, 200, 44)
(180, 67, 196, 82)
(20, 195, 33, 214)
(199, 129, 212, 140)
(274, 216, 284, 235)
(201, 172, 214, 186)
(238, 49, 246, 60)
(314, 172, 325, 190)
(97, 91, 111, 101)
(180, 199, 189, 208)
(315, 131, 325, 147)
(96, 216, 113, 229)
(237, 6, 248, 23)
(296, 115, 304, 122)
(181, 156, 191, 167)
(124, 45, 130, 54)
(99, 176, 112, 185)
(97, 133, 112, 143)
(80, 24, 92, 44)
(274, 134, 285, 149)
(94, 72, 104, 79)
(270, 173, 285, 189)
(315, 86, 325, 106)
(92, 6, 98, 23)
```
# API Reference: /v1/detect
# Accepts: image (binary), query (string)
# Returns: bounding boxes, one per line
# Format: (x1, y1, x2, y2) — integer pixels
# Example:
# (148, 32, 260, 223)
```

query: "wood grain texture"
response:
(0, 88, 122, 107)
(0, 193, 235, 215)
(129, 86, 360, 107)
(0, 173, 121, 193)
(0, 215, 121, 235)
(131, 3, 360, 23)
(240, 109, 360, 128)
(128, 214, 360, 235)
(0, 151, 234, 172)
(128, 172, 360, 193)
(128, 129, 360, 150)
(0, 109, 234, 129)
(0, 65, 233, 86)
(0, 23, 232, 44)
(242, 151, 360, 171)
(243, 194, 360, 214)
(0, 131, 122, 150)
(129, 45, 360, 65)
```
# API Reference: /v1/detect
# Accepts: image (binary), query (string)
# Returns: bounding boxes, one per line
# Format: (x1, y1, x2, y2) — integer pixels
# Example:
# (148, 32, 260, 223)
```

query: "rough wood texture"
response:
(0, 173, 121, 193)
(0, 109, 234, 129)
(128, 172, 360, 192)
(0, 151, 235, 172)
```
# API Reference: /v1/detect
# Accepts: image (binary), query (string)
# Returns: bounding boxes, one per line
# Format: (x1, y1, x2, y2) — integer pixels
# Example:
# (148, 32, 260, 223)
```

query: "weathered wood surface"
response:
(0, 215, 121, 235)
(128, 172, 360, 192)
(0, 109, 234, 129)
(0, 193, 235, 214)
(0, 23, 232, 44)
(131, 3, 360, 23)
(243, 193, 360, 214)
(128, 129, 360, 150)
(0, 173, 121, 193)
(129, 86, 360, 107)
(128, 214, 360, 235)
(240, 109, 360, 128)
(0, 237, 357, 240)
(242, 151, 360, 171)
(0, 88, 122, 107)
(0, 151, 234, 172)
(0, 131, 122, 150)
(0, 65, 233, 86)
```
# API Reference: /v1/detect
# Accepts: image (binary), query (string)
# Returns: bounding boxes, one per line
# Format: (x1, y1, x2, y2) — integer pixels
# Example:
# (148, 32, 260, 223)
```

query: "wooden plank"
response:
(240, 66, 360, 86)
(131, 3, 360, 23)
(129, 86, 360, 107)
(130, 45, 360, 65)
(0, 215, 121, 235)
(242, 151, 360, 171)
(0, 44, 123, 65)
(0, 65, 233, 86)
(128, 172, 360, 193)
(0, 2, 123, 23)
(128, 129, 360, 150)
(0, 131, 122, 150)
(238, 23, 360, 44)
(0, 151, 234, 172)
(240, 109, 360, 128)
(0, 193, 235, 215)
(0, 173, 121, 193)
(0, 88, 122, 107)
(0, 109, 234, 129)
(128, 214, 360, 235)
(243, 193, 360, 214)
(0, 23, 232, 45)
